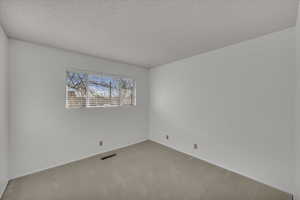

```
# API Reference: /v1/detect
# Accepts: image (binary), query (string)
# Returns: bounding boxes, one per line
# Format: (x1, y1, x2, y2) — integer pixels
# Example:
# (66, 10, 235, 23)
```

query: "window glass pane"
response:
(118, 78, 136, 105)
(66, 71, 88, 108)
(87, 74, 120, 107)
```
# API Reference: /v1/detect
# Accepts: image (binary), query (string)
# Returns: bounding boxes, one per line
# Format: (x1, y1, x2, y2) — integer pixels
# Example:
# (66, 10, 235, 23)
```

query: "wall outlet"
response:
(193, 144, 198, 149)
(99, 141, 103, 146)
(166, 135, 169, 140)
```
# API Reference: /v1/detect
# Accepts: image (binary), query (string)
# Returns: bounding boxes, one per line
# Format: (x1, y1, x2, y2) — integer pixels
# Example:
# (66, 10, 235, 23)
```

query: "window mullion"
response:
(86, 73, 90, 108)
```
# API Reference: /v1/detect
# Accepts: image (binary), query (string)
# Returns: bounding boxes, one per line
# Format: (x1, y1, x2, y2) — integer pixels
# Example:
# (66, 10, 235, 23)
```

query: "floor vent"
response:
(101, 153, 117, 160)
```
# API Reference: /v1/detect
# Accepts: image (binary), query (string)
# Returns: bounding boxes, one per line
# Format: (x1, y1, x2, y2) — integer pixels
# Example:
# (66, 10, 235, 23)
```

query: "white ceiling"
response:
(0, 0, 298, 68)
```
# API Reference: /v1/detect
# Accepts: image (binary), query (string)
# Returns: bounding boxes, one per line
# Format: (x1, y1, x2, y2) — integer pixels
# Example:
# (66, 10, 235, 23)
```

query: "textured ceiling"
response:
(0, 0, 298, 68)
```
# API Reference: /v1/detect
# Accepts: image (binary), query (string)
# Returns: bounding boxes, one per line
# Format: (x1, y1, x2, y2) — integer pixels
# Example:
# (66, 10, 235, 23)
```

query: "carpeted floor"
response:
(1, 141, 292, 200)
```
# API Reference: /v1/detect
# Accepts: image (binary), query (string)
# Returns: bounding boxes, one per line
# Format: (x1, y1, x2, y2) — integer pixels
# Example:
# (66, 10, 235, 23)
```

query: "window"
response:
(66, 70, 136, 108)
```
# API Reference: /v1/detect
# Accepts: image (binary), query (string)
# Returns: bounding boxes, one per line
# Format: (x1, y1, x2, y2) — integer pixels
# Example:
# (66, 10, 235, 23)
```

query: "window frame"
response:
(65, 68, 137, 109)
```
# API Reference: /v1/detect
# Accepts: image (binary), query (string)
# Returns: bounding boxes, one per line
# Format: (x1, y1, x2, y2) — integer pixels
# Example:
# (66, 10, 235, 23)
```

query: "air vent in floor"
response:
(101, 153, 117, 160)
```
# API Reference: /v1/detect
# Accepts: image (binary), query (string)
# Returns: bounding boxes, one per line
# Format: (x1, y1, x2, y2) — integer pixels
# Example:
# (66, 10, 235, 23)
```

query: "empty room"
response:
(1, 0, 300, 199)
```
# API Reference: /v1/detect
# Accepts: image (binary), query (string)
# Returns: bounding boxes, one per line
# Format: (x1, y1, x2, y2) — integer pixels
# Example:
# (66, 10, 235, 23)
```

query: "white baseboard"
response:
(0, 179, 8, 199)
(10, 138, 148, 180)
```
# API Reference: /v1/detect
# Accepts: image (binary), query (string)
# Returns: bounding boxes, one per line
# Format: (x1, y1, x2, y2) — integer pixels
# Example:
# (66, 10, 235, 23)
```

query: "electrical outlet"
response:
(193, 144, 198, 149)
(99, 141, 103, 146)
(166, 135, 169, 140)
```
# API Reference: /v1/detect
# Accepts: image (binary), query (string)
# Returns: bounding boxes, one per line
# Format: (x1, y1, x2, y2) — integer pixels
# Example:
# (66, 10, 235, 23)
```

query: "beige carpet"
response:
(2, 141, 292, 200)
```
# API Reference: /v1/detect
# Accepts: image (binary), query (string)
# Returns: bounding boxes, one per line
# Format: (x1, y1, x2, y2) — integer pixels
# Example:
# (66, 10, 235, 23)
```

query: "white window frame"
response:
(65, 68, 136, 109)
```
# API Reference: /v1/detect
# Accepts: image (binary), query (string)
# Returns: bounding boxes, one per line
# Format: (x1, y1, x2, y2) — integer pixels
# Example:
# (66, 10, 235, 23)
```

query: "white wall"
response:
(294, 6, 300, 199)
(8, 39, 149, 179)
(0, 25, 9, 197)
(149, 28, 296, 193)
(295, 43, 300, 199)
